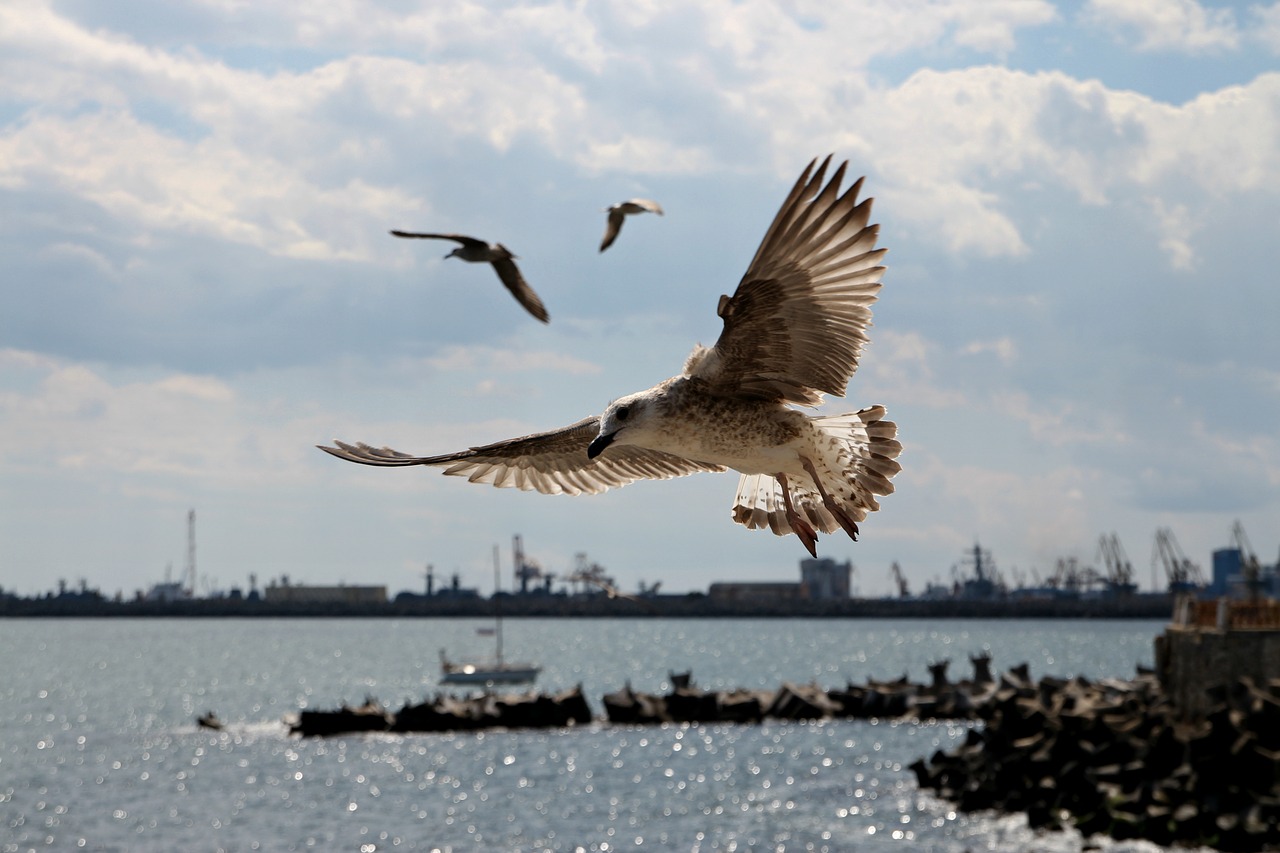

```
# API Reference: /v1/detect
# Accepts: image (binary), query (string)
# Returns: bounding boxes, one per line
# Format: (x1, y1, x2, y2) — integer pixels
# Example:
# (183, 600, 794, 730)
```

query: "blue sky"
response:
(3, 0, 1279, 599)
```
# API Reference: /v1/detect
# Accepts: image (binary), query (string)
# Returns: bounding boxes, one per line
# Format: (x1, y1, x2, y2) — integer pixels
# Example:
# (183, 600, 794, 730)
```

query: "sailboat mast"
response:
(493, 544, 504, 666)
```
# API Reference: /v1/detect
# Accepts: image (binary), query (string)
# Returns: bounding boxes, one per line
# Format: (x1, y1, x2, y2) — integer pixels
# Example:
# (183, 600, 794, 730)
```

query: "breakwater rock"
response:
(288, 655, 1001, 737)
(602, 674, 984, 725)
(289, 685, 593, 737)
(393, 685, 593, 733)
(602, 656, 996, 725)
(911, 668, 1280, 852)
(291, 697, 394, 737)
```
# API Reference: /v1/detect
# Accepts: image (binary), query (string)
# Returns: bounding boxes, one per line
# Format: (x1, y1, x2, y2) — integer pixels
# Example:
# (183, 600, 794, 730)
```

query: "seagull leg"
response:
(800, 456, 860, 542)
(776, 473, 819, 557)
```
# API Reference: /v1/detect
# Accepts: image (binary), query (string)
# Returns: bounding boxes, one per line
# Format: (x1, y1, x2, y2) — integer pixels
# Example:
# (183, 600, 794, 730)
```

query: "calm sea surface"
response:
(0, 617, 1196, 852)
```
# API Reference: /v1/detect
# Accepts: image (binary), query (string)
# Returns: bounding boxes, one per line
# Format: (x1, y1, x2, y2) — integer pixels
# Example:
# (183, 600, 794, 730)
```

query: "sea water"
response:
(0, 617, 1197, 852)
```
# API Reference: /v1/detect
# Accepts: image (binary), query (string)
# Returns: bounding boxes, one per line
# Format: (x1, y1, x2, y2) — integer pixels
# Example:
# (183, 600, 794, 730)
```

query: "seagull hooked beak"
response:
(586, 430, 617, 459)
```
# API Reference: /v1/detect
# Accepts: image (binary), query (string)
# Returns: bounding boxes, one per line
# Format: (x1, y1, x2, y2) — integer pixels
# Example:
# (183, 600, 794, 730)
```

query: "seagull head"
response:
(588, 392, 655, 459)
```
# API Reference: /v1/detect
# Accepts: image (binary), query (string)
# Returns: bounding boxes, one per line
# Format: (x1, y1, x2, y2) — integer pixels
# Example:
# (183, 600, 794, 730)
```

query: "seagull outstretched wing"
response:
(319, 417, 723, 496)
(390, 231, 549, 323)
(685, 157, 884, 406)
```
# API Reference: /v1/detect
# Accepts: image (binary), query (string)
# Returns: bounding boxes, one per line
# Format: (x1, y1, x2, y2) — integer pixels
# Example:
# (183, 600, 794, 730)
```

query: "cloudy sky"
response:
(3, 0, 1279, 600)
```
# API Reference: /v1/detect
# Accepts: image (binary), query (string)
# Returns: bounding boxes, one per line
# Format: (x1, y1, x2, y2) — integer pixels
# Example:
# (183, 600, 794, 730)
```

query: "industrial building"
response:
(263, 582, 387, 605)
(800, 557, 852, 600)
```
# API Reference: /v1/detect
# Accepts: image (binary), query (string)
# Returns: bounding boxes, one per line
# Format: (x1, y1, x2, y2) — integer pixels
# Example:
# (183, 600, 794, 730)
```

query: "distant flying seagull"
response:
(599, 199, 664, 252)
(328, 157, 900, 556)
(565, 572, 649, 606)
(389, 231, 550, 323)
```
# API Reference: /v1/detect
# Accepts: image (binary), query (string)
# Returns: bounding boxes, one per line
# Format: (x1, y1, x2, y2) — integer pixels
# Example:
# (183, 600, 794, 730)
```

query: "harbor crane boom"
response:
(889, 562, 910, 598)
(1097, 532, 1135, 590)
(1152, 528, 1203, 591)
(1231, 520, 1264, 598)
(512, 534, 543, 594)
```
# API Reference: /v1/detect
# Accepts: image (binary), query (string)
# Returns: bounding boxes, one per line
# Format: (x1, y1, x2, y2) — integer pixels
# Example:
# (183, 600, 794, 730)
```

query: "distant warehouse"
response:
(263, 583, 388, 605)
(709, 582, 808, 604)
(709, 558, 852, 604)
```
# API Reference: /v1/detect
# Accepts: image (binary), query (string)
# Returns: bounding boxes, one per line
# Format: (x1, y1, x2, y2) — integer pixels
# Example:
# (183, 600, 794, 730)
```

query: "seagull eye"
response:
(616, 405, 630, 421)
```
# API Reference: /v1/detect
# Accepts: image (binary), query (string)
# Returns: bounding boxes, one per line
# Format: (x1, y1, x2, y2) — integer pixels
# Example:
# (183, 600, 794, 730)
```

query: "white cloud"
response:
(862, 330, 970, 410)
(863, 68, 1280, 258)
(9, 2, 1277, 270)
(162, 1, 1057, 62)
(154, 374, 236, 401)
(0, 351, 320, 485)
(0, 348, 60, 371)
(422, 345, 602, 377)
(0, 110, 421, 260)
(989, 391, 1129, 448)
(1084, 0, 1240, 53)
(1192, 417, 1280, 487)
(1254, 3, 1280, 53)
(1131, 76, 1280, 193)
(1145, 195, 1198, 269)
(962, 337, 1018, 363)
(898, 451, 1104, 570)
(944, 0, 1061, 53)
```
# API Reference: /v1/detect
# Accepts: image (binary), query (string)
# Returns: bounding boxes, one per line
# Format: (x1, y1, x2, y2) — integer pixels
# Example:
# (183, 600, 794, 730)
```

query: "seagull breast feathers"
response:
(319, 417, 723, 497)
(687, 156, 885, 407)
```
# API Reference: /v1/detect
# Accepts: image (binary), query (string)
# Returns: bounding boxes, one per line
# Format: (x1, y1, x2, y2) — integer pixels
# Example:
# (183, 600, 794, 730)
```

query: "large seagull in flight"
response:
(322, 156, 901, 556)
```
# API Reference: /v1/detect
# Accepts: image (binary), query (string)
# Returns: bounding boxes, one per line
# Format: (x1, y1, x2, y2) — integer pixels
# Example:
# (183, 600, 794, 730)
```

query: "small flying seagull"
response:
(565, 572, 649, 607)
(328, 157, 901, 556)
(599, 198, 664, 252)
(389, 231, 550, 323)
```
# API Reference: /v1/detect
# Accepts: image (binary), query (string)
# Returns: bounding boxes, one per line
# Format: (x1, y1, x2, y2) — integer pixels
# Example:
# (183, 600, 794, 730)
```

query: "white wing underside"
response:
(431, 449, 717, 496)
(321, 417, 724, 497)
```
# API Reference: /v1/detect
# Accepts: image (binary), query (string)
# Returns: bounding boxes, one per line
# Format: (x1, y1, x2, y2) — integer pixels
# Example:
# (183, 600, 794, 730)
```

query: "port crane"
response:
(1050, 556, 1103, 595)
(1097, 532, 1137, 594)
(512, 534, 556, 594)
(512, 534, 538, 593)
(1231, 520, 1264, 599)
(1151, 528, 1204, 592)
(566, 552, 619, 597)
(1006, 565, 1026, 591)
(889, 562, 910, 598)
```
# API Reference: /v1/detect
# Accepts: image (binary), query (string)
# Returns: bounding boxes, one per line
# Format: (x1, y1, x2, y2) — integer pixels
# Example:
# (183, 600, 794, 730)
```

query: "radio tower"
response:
(185, 509, 197, 597)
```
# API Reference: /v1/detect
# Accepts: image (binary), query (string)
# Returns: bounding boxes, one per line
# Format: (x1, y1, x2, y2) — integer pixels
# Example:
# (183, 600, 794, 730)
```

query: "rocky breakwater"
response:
(910, 667, 1280, 851)
(289, 685, 593, 737)
(602, 655, 999, 725)
(286, 654, 1002, 736)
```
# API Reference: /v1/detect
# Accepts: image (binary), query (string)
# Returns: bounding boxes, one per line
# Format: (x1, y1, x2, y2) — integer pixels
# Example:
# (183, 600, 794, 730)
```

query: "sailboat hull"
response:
(440, 663, 541, 685)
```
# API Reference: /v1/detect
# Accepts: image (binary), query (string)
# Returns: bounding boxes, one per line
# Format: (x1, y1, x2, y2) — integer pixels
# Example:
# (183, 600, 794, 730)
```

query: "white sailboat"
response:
(440, 545, 540, 686)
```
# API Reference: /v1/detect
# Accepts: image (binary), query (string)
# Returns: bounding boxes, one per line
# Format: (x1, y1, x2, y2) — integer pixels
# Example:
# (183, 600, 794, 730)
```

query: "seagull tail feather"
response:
(728, 406, 901, 543)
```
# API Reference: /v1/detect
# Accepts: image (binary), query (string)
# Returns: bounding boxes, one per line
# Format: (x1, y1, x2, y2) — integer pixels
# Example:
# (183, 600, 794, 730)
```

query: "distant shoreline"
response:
(0, 594, 1174, 620)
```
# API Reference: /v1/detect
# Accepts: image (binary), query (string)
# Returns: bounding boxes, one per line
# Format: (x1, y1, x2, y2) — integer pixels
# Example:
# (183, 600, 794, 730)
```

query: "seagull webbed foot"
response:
(793, 519, 819, 558)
